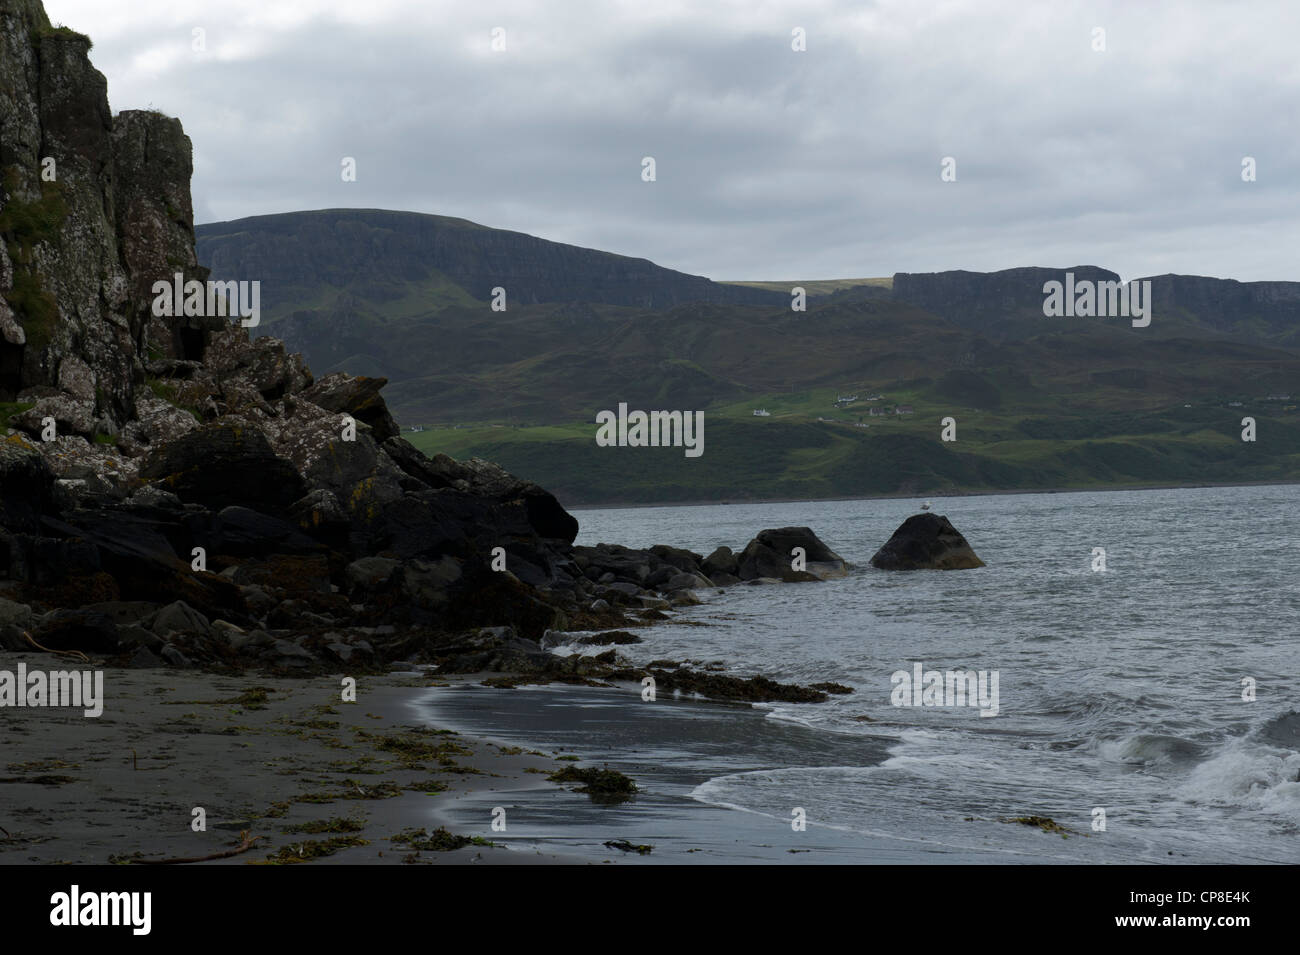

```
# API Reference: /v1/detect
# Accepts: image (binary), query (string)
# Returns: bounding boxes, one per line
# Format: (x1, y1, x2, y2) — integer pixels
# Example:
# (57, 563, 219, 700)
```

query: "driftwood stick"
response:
(22, 631, 90, 663)
(132, 831, 263, 865)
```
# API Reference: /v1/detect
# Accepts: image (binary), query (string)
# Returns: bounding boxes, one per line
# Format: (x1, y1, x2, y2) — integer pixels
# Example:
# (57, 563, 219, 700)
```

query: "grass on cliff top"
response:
(36, 24, 93, 49)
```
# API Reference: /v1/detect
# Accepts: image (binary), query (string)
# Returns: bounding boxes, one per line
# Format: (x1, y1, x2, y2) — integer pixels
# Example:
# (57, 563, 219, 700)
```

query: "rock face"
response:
(891, 267, 1300, 342)
(0, 0, 216, 427)
(890, 266, 1121, 334)
(869, 513, 985, 570)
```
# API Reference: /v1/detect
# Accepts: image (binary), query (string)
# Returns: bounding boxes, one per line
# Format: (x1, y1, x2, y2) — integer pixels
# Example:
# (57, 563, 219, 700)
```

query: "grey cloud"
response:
(50, 0, 1300, 282)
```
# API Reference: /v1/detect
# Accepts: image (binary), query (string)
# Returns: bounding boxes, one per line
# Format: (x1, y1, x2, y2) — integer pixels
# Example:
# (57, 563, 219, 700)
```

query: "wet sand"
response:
(0, 652, 589, 865)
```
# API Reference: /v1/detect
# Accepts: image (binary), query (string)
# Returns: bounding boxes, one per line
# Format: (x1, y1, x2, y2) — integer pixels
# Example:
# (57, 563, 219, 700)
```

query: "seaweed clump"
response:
(548, 765, 638, 804)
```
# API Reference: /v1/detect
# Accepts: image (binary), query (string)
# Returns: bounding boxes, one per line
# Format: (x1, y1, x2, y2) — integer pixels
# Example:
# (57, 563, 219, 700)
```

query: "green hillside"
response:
(194, 210, 1300, 506)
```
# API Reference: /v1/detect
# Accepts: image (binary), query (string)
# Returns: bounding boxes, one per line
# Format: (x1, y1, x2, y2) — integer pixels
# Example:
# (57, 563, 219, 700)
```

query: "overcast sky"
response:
(45, 0, 1300, 283)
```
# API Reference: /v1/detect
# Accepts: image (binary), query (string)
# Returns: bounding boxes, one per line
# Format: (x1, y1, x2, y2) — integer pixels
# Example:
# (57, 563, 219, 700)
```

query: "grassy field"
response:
(404, 389, 1300, 505)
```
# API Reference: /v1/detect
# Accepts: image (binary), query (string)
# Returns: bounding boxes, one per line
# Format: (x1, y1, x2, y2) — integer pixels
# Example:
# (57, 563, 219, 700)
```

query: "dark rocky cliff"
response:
(890, 266, 1123, 331)
(196, 208, 785, 310)
(891, 266, 1300, 341)
(1140, 273, 1300, 339)
(0, 0, 591, 668)
(0, 1, 841, 694)
(0, 0, 216, 431)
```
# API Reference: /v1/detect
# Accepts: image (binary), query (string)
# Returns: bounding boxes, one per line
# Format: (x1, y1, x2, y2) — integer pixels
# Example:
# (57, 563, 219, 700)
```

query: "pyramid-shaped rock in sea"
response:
(870, 513, 985, 570)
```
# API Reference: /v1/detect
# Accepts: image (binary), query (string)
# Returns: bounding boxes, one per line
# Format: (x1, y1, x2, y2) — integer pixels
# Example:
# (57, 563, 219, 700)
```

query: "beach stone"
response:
(0, 597, 33, 629)
(702, 546, 738, 579)
(129, 645, 164, 668)
(589, 599, 611, 612)
(82, 600, 163, 625)
(401, 555, 462, 607)
(239, 584, 276, 616)
(272, 638, 316, 666)
(33, 609, 119, 653)
(160, 644, 192, 667)
(0, 625, 28, 651)
(650, 544, 705, 574)
(670, 590, 702, 607)
(575, 630, 642, 646)
(345, 555, 402, 592)
(246, 629, 276, 648)
(149, 600, 212, 637)
(870, 513, 986, 570)
(663, 571, 713, 592)
(117, 623, 164, 651)
(127, 485, 184, 511)
(638, 595, 670, 610)
(539, 629, 568, 649)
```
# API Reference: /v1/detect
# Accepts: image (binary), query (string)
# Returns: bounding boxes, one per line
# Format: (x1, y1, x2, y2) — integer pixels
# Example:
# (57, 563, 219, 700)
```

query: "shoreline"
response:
(0, 652, 1083, 865)
(565, 479, 1300, 512)
(0, 656, 598, 866)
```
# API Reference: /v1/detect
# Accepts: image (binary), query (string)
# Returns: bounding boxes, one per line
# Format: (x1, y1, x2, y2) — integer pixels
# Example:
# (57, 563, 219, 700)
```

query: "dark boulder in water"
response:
(736, 527, 848, 581)
(870, 513, 985, 570)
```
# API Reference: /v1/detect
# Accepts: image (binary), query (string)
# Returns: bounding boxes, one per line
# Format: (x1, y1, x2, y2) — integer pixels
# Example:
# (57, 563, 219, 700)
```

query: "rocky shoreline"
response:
(0, 0, 991, 865)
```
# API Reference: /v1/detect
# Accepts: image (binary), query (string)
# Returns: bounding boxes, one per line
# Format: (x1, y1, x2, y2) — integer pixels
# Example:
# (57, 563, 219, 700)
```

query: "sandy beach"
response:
(2, 649, 1078, 866)
(0, 651, 606, 866)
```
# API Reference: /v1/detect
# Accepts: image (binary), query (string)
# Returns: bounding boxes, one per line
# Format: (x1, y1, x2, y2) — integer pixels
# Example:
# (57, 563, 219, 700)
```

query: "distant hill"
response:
(893, 267, 1300, 344)
(194, 209, 1300, 505)
(196, 209, 783, 314)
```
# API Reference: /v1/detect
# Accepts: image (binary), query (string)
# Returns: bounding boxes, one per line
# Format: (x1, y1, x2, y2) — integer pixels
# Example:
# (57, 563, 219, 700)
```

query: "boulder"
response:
(345, 556, 402, 593)
(0, 437, 56, 532)
(32, 608, 119, 653)
(300, 373, 400, 442)
(702, 546, 738, 579)
(148, 599, 212, 637)
(662, 571, 713, 592)
(869, 513, 985, 570)
(139, 422, 307, 515)
(0, 597, 34, 630)
(216, 505, 324, 557)
(736, 527, 847, 581)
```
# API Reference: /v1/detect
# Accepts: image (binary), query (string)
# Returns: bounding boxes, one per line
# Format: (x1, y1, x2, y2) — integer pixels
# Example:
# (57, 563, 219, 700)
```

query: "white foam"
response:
(1179, 740, 1300, 823)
